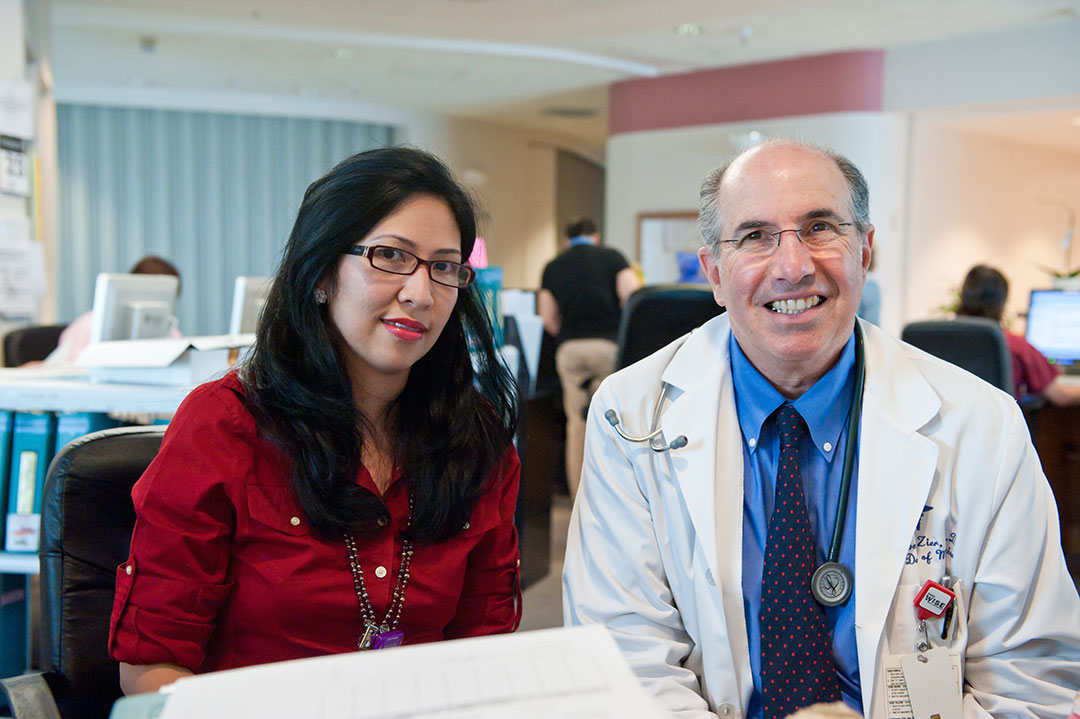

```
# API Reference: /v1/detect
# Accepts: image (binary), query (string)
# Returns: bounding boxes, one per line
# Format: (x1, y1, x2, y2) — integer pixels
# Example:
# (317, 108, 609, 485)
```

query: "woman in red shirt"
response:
(957, 264, 1080, 405)
(110, 148, 521, 694)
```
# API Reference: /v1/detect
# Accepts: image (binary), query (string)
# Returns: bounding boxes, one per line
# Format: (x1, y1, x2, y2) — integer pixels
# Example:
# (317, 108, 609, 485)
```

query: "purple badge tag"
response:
(371, 629, 404, 650)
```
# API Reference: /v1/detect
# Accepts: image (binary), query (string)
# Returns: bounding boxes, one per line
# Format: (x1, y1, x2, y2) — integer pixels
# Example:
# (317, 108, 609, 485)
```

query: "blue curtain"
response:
(56, 105, 395, 335)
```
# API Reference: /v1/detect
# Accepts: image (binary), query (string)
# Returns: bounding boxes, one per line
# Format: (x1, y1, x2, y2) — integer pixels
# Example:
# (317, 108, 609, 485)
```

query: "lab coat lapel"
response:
(656, 317, 741, 591)
(852, 322, 941, 709)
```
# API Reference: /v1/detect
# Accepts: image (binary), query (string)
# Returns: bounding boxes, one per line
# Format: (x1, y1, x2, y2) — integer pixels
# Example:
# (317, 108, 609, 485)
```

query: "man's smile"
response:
(767, 295, 823, 314)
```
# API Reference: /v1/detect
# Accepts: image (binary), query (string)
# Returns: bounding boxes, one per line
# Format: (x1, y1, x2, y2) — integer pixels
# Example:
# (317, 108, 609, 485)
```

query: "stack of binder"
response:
(0, 410, 121, 680)
(4, 411, 56, 553)
(2, 412, 121, 554)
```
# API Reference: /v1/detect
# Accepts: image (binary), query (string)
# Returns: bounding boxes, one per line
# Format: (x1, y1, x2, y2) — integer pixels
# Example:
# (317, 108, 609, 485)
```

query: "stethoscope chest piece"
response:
(811, 561, 853, 607)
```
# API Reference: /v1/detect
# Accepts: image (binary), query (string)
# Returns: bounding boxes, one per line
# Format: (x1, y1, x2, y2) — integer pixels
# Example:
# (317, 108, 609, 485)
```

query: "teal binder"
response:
(0, 411, 13, 541)
(0, 573, 28, 678)
(55, 412, 121, 457)
(4, 411, 57, 553)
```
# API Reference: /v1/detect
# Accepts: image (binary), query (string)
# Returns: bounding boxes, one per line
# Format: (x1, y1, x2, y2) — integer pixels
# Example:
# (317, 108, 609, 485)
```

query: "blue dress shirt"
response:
(731, 332, 862, 717)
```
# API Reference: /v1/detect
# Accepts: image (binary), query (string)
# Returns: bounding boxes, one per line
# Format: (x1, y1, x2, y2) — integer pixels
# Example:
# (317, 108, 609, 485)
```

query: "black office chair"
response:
(3, 325, 67, 367)
(900, 317, 1013, 393)
(615, 284, 724, 370)
(0, 425, 165, 719)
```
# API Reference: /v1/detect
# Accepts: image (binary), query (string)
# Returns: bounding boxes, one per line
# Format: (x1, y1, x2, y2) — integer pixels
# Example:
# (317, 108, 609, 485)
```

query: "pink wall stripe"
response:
(609, 50, 885, 135)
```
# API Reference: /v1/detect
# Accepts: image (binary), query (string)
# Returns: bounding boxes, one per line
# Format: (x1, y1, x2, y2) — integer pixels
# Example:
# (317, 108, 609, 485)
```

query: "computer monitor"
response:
(88, 273, 180, 343)
(1025, 289, 1080, 368)
(228, 276, 272, 335)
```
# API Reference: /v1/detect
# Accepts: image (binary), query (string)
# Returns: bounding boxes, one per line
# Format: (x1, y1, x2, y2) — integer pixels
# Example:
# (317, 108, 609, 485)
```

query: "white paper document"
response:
(0, 216, 45, 318)
(159, 626, 664, 719)
(0, 79, 33, 139)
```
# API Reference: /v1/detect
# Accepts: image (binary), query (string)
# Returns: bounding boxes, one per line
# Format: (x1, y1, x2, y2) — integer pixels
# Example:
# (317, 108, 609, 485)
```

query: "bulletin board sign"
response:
(636, 211, 702, 284)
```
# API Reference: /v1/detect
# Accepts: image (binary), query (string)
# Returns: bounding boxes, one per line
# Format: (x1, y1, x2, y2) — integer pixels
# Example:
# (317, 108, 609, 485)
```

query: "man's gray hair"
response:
(698, 140, 871, 255)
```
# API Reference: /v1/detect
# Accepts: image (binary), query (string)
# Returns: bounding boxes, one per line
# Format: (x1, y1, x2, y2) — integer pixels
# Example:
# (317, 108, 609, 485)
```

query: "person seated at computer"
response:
(110, 147, 522, 694)
(44, 255, 182, 365)
(957, 264, 1080, 406)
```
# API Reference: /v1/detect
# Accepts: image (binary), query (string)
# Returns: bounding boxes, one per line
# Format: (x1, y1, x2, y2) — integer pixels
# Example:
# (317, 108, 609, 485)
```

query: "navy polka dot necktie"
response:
(761, 404, 841, 719)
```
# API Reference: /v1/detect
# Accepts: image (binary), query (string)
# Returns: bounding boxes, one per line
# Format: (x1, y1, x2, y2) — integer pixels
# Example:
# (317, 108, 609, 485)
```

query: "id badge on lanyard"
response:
(880, 580, 962, 719)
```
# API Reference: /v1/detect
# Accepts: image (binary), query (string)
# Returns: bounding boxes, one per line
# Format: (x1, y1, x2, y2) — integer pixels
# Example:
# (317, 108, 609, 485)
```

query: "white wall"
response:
(905, 122, 1080, 329)
(884, 23, 1080, 112)
(602, 22, 1080, 339)
(605, 112, 910, 335)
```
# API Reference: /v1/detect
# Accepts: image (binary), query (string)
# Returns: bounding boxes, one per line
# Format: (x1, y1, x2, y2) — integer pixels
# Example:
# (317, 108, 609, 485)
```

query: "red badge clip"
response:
(913, 579, 955, 620)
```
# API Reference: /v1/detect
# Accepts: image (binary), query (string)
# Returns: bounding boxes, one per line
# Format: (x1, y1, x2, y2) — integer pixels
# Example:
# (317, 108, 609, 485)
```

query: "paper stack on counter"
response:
(153, 625, 665, 719)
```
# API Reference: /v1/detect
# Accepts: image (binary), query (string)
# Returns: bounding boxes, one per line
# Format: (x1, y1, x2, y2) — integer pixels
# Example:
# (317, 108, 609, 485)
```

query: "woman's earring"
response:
(314, 288, 328, 304)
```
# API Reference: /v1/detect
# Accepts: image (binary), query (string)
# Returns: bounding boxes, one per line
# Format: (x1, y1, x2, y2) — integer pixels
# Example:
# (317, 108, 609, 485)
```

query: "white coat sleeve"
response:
(963, 407, 1080, 717)
(562, 384, 719, 719)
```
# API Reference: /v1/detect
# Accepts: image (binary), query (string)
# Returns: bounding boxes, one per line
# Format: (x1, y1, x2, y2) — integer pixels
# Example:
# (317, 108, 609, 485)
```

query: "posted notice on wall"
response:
(0, 216, 45, 318)
(0, 135, 30, 197)
(0, 78, 33, 140)
(0, 79, 33, 198)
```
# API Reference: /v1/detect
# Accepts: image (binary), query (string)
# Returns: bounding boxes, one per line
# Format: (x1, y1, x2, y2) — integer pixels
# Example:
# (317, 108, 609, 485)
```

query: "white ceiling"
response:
(50, 0, 1080, 149)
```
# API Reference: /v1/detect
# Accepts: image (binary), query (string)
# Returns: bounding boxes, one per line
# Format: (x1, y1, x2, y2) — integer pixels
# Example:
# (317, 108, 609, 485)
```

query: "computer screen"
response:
(88, 273, 180, 343)
(1025, 289, 1080, 366)
(228, 276, 272, 335)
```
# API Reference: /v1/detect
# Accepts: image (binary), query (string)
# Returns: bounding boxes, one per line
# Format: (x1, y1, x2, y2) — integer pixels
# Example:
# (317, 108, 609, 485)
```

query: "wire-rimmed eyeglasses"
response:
(719, 219, 854, 258)
(344, 245, 475, 288)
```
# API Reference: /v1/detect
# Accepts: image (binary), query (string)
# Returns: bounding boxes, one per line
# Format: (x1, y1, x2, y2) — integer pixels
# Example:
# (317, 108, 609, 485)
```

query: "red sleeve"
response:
(109, 379, 248, 671)
(443, 445, 522, 638)
(1009, 333, 1061, 397)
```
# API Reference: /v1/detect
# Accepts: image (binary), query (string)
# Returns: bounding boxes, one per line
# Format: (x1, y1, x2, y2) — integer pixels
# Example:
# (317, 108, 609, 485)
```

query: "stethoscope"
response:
(604, 387, 688, 452)
(604, 324, 866, 608)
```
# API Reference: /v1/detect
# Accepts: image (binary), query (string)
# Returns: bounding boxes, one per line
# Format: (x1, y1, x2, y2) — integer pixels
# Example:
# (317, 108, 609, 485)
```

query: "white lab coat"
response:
(563, 315, 1080, 718)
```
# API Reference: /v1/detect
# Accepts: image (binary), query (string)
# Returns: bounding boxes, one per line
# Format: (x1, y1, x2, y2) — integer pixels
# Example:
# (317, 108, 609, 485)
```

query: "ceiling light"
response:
(675, 23, 702, 36)
(332, 48, 355, 61)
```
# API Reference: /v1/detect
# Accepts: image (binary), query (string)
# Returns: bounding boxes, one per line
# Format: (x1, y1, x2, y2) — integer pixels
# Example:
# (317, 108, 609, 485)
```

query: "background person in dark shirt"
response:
(538, 217, 641, 499)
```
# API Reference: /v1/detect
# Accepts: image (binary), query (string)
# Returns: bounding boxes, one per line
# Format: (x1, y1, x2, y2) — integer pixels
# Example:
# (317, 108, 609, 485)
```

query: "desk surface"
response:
(0, 552, 38, 574)
(1058, 374, 1080, 388)
(0, 367, 192, 414)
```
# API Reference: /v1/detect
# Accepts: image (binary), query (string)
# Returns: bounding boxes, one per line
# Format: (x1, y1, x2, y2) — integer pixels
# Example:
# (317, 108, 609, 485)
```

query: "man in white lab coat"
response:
(562, 140, 1080, 718)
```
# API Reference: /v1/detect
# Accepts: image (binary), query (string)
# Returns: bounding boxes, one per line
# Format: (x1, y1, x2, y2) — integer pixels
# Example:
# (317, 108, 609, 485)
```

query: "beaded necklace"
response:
(344, 491, 414, 651)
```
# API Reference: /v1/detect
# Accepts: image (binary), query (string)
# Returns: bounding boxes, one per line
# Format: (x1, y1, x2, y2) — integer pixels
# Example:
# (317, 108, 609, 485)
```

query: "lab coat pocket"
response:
(884, 583, 924, 655)
(885, 581, 967, 659)
(941, 580, 968, 656)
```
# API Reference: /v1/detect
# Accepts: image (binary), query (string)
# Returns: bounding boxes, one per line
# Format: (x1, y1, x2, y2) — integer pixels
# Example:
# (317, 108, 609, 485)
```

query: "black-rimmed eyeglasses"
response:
(344, 245, 475, 288)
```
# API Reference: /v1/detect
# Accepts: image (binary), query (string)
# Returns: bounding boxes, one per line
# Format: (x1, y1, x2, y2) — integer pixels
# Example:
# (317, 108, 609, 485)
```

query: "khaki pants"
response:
(555, 338, 617, 500)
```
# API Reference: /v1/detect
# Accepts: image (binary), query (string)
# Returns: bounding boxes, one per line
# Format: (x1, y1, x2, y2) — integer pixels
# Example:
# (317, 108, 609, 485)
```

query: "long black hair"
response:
(241, 147, 519, 543)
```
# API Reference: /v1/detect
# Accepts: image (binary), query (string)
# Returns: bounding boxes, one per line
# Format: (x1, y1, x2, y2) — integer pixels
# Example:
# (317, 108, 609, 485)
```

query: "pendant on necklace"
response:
(359, 623, 405, 651)
(358, 623, 378, 650)
(371, 628, 404, 650)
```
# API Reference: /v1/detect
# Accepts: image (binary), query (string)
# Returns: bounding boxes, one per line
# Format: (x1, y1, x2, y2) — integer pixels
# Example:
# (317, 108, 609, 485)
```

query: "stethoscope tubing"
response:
(605, 322, 866, 607)
(604, 406, 688, 451)
(827, 321, 865, 565)
(604, 322, 865, 564)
